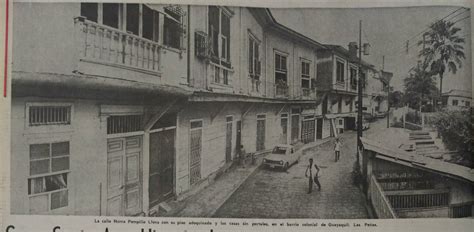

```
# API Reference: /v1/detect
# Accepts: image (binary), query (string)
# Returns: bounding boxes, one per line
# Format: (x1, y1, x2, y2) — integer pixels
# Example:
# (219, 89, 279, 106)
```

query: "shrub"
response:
(432, 109, 472, 154)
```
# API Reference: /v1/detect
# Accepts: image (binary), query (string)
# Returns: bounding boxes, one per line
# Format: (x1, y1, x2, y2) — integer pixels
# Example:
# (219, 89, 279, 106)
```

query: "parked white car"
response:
(262, 144, 304, 171)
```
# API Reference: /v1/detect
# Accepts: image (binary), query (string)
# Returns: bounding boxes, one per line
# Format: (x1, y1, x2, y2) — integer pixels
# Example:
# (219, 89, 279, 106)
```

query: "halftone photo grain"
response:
(8, 1, 472, 219)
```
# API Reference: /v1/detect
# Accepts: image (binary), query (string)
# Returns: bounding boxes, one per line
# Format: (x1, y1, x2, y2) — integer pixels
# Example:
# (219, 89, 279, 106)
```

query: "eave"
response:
(12, 71, 192, 102)
(189, 91, 316, 104)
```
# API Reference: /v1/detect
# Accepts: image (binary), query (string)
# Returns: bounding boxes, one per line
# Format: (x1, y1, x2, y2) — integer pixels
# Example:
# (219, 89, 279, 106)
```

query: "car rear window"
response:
(272, 147, 287, 154)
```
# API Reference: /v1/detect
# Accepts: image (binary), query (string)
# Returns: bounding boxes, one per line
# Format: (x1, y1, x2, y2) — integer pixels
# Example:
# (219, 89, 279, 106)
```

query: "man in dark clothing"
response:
(305, 158, 321, 193)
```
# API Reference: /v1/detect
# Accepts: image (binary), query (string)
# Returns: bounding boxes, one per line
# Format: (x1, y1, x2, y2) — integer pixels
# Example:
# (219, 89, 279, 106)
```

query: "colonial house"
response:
(315, 43, 363, 135)
(362, 69, 390, 118)
(178, 6, 328, 202)
(11, 2, 332, 216)
(441, 89, 472, 110)
(362, 137, 473, 218)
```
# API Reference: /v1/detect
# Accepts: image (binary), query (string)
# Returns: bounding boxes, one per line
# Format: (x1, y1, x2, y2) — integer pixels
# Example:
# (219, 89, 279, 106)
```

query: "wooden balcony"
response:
(74, 17, 161, 74)
(301, 88, 316, 99)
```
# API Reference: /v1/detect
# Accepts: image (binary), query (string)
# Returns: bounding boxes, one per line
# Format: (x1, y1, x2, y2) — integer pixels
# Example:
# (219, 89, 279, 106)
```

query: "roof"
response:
(248, 8, 326, 50)
(323, 44, 375, 70)
(442, 89, 472, 99)
(361, 137, 474, 184)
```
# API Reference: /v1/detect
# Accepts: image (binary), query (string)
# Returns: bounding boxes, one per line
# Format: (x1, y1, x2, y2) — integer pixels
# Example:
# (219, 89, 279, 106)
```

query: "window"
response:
(29, 105, 71, 126)
(208, 6, 231, 65)
(126, 4, 139, 35)
(80, 3, 180, 47)
(142, 5, 160, 42)
(275, 53, 288, 85)
(28, 141, 70, 213)
(190, 120, 203, 129)
(102, 3, 120, 29)
(466, 101, 470, 107)
(336, 60, 345, 83)
(80, 3, 98, 22)
(350, 66, 357, 89)
(301, 61, 311, 88)
(452, 100, 458, 106)
(107, 115, 143, 134)
(223, 69, 229, 85)
(249, 35, 260, 78)
(163, 7, 183, 49)
(214, 66, 221, 83)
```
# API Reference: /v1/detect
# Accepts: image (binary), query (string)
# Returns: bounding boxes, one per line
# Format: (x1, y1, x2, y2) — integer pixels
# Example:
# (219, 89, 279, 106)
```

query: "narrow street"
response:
(214, 129, 370, 219)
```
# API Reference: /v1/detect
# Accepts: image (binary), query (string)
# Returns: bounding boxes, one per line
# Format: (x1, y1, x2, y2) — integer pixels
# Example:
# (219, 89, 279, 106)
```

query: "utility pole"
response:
(356, 20, 363, 165)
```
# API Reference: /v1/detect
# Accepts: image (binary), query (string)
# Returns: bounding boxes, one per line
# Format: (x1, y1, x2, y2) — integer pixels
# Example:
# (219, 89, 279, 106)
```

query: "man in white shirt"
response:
(305, 158, 321, 193)
(334, 137, 342, 162)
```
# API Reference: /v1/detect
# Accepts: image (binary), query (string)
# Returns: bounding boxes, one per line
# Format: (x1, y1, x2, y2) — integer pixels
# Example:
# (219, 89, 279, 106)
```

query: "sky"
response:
(271, 6, 472, 93)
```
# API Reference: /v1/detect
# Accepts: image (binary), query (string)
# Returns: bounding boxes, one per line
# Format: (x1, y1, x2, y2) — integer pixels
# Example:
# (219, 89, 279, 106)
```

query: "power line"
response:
(453, 15, 470, 24)
(382, 7, 467, 56)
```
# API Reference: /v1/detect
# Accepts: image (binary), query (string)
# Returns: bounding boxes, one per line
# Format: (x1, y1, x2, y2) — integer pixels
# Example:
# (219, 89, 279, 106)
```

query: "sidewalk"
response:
(158, 137, 333, 218)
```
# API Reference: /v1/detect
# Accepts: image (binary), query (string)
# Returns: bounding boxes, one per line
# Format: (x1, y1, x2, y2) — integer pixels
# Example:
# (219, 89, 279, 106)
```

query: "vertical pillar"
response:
(142, 131, 150, 215)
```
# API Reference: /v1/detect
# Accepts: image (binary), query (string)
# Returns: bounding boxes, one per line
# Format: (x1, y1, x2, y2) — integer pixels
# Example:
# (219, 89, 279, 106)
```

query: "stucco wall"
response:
(11, 97, 107, 215)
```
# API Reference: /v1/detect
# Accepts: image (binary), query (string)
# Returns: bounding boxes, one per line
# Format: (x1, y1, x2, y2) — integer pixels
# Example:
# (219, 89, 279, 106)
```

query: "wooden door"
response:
(236, 121, 242, 149)
(189, 122, 202, 185)
(280, 116, 288, 144)
(149, 129, 175, 207)
(256, 116, 265, 151)
(106, 136, 142, 216)
(316, 118, 323, 139)
(225, 118, 233, 162)
(301, 119, 315, 144)
(291, 115, 300, 143)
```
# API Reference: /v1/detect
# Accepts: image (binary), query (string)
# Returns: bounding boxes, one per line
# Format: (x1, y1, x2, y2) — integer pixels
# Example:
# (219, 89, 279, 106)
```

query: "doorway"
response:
(106, 136, 142, 216)
(149, 129, 175, 207)
(316, 118, 323, 139)
(256, 115, 266, 151)
(225, 116, 233, 162)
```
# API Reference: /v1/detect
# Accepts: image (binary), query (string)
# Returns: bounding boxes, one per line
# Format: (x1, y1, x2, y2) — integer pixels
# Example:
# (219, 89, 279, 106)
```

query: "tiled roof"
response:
(442, 89, 472, 98)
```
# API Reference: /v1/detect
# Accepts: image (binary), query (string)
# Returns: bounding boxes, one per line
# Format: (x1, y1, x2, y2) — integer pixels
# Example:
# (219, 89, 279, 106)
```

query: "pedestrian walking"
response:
(305, 158, 321, 193)
(239, 145, 247, 167)
(334, 137, 342, 162)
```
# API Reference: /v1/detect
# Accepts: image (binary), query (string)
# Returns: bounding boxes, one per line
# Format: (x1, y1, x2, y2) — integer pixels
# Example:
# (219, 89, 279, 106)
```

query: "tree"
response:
(418, 19, 466, 103)
(389, 90, 404, 108)
(403, 64, 438, 110)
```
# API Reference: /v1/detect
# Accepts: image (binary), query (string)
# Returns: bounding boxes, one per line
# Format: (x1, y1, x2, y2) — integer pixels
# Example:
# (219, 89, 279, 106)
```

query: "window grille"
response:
(29, 106, 71, 126)
(107, 115, 143, 134)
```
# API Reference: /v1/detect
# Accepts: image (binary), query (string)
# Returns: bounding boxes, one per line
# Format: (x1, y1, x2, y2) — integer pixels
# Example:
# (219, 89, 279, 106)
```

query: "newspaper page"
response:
(0, 0, 473, 231)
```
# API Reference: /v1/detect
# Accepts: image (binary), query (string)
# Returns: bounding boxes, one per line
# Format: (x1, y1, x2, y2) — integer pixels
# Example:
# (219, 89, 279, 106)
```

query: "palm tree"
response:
(418, 19, 466, 105)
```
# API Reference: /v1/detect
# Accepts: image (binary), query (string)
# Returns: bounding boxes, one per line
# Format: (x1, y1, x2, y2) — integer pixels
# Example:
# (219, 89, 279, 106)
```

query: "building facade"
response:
(441, 89, 472, 110)
(11, 3, 351, 216)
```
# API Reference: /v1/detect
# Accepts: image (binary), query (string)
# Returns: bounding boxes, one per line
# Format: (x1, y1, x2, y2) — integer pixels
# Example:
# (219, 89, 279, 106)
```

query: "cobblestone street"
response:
(214, 130, 369, 219)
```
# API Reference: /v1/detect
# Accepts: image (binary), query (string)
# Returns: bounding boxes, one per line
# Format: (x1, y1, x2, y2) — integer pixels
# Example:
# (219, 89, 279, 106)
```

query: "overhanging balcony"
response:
(74, 17, 162, 75)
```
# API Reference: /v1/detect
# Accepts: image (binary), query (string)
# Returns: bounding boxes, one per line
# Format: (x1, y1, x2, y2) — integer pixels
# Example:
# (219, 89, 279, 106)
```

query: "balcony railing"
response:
(275, 84, 289, 98)
(75, 17, 161, 73)
(302, 88, 316, 99)
(249, 77, 261, 93)
(369, 175, 397, 219)
(385, 188, 450, 209)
